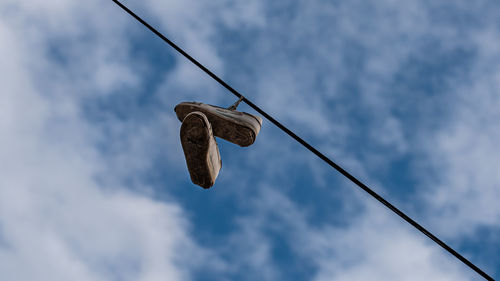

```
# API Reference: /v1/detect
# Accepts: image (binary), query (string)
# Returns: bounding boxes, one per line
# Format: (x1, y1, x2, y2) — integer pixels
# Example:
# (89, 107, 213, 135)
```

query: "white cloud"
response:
(236, 189, 474, 281)
(0, 1, 222, 280)
(421, 25, 500, 237)
(309, 208, 474, 281)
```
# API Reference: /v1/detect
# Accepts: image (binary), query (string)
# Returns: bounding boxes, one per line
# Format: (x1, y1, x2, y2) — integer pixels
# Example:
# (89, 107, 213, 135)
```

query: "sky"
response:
(0, 0, 499, 280)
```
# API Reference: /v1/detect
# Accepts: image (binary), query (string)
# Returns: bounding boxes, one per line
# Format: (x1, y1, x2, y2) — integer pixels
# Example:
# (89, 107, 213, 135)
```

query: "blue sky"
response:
(0, 0, 499, 280)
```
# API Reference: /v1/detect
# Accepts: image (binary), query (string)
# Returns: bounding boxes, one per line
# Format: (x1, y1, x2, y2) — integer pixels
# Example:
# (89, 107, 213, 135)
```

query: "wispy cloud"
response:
(1, 0, 499, 280)
(0, 1, 222, 280)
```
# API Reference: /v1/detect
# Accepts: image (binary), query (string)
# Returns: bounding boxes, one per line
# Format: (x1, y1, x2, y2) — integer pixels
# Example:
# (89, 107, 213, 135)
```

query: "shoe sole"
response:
(180, 112, 219, 189)
(175, 102, 262, 147)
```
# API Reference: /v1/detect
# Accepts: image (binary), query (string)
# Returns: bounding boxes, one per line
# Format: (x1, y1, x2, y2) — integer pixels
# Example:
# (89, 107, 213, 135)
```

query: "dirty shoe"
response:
(175, 102, 262, 147)
(180, 111, 222, 189)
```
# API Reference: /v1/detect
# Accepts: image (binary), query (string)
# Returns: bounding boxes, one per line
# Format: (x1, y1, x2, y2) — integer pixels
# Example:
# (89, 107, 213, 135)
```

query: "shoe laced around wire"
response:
(175, 101, 262, 147)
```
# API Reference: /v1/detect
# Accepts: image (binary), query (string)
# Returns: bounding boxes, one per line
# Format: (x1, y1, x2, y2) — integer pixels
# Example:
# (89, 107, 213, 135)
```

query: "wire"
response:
(109, 1, 494, 280)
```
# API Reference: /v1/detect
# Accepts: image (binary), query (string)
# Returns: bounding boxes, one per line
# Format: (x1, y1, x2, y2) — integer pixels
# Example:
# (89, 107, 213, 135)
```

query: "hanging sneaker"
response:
(175, 102, 262, 147)
(180, 111, 222, 189)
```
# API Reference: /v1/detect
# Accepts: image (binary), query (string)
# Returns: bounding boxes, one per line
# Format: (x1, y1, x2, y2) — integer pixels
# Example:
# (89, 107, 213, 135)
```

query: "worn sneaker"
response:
(180, 111, 222, 189)
(175, 102, 262, 147)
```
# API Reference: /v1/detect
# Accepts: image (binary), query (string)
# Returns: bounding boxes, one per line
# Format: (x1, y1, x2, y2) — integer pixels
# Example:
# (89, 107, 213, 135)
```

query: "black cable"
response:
(109, 1, 494, 280)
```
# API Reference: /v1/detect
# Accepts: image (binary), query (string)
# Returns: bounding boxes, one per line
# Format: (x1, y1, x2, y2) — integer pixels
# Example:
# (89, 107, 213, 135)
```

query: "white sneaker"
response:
(175, 102, 262, 147)
(180, 111, 222, 189)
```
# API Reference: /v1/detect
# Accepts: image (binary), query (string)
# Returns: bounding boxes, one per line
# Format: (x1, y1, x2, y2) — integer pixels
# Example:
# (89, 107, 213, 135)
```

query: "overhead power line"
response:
(109, 1, 494, 280)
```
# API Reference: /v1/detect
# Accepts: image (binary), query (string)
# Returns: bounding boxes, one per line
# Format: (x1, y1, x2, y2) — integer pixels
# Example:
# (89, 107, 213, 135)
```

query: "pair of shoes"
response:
(175, 102, 262, 147)
(175, 102, 262, 189)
